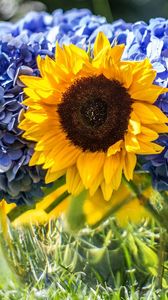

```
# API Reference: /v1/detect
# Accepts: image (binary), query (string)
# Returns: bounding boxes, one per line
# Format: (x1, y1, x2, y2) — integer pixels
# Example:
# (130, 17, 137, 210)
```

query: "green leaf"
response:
(66, 190, 87, 232)
(43, 176, 66, 197)
(88, 247, 106, 264)
(0, 243, 19, 289)
(127, 233, 138, 257)
(135, 237, 158, 276)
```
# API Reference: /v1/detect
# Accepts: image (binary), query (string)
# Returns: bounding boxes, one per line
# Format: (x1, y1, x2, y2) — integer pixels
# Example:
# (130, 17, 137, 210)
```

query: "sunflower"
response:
(19, 32, 168, 201)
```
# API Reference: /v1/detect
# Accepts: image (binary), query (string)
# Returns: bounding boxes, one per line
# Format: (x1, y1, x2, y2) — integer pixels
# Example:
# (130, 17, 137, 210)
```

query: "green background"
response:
(0, 0, 168, 23)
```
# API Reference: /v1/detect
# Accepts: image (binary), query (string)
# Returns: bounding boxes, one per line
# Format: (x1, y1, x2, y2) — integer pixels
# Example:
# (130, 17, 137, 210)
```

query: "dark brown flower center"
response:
(57, 74, 132, 152)
(80, 98, 107, 128)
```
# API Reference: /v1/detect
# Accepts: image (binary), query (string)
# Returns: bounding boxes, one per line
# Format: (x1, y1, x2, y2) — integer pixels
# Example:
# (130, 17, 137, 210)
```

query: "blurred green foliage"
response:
(0, 219, 167, 299)
(42, 0, 168, 22)
(1, 0, 168, 22)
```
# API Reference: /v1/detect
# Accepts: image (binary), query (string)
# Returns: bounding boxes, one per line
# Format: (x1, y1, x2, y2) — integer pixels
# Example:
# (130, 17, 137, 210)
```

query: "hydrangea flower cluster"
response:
(0, 9, 167, 205)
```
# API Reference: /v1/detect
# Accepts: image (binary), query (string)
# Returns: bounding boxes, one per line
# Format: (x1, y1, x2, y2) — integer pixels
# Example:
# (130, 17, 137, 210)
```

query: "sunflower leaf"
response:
(66, 190, 87, 232)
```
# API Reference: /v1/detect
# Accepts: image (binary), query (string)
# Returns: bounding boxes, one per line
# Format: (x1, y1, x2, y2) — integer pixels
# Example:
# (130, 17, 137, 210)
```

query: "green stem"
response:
(42, 176, 66, 197)
(123, 177, 168, 289)
(160, 191, 168, 202)
(8, 204, 36, 223)
(123, 176, 168, 230)
(157, 228, 166, 289)
(92, 0, 113, 22)
(45, 191, 69, 214)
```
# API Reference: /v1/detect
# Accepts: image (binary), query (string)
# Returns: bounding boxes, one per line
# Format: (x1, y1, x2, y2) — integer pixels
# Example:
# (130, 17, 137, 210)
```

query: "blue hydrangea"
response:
(0, 20, 51, 205)
(143, 135, 168, 191)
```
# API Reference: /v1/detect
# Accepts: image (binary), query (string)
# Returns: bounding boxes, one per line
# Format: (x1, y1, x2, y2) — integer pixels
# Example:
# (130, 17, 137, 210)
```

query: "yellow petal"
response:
(57, 44, 90, 77)
(89, 171, 103, 196)
(123, 152, 137, 181)
(50, 146, 80, 172)
(147, 123, 168, 133)
(125, 133, 140, 152)
(137, 141, 164, 154)
(4, 202, 16, 214)
(45, 169, 66, 184)
(109, 44, 125, 63)
(102, 152, 123, 199)
(111, 159, 123, 190)
(24, 110, 47, 123)
(120, 63, 133, 88)
(20, 75, 53, 90)
(101, 181, 114, 201)
(93, 44, 124, 71)
(84, 190, 105, 225)
(21, 124, 42, 142)
(128, 111, 141, 135)
(42, 139, 68, 169)
(130, 85, 165, 103)
(35, 133, 57, 151)
(36, 55, 46, 77)
(107, 140, 123, 157)
(43, 56, 63, 86)
(23, 88, 41, 100)
(55, 41, 69, 68)
(133, 102, 168, 124)
(138, 126, 159, 142)
(34, 152, 46, 166)
(94, 31, 111, 57)
(77, 152, 105, 188)
(12, 210, 49, 227)
(66, 166, 84, 195)
(29, 151, 41, 166)
(104, 153, 120, 184)
(92, 47, 110, 70)
(68, 44, 89, 74)
(130, 60, 156, 90)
